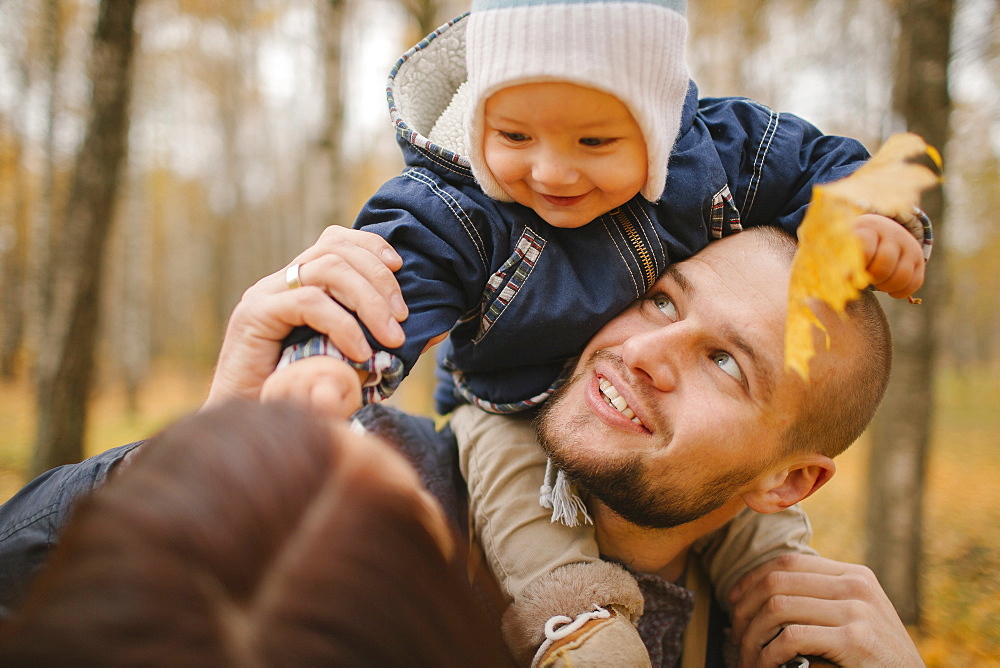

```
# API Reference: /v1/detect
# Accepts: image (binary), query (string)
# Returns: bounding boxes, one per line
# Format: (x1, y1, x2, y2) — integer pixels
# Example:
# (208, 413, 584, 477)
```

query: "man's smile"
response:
(599, 377, 644, 427)
(584, 357, 652, 436)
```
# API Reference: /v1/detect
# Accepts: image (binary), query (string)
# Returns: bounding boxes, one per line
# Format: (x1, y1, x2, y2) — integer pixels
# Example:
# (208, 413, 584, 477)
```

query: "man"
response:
(439, 224, 915, 665)
(0, 226, 921, 665)
(525, 224, 907, 665)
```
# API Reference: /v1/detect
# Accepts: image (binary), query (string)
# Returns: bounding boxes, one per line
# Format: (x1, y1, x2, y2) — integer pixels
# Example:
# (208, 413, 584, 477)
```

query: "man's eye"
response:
(500, 131, 529, 142)
(712, 352, 743, 382)
(651, 293, 678, 320)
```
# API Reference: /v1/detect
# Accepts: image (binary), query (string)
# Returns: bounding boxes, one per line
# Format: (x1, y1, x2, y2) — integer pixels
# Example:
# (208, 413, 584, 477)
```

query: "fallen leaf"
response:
(784, 133, 942, 380)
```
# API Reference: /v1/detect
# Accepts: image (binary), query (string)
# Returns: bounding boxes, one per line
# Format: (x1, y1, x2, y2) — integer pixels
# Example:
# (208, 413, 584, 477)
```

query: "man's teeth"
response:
(599, 378, 643, 425)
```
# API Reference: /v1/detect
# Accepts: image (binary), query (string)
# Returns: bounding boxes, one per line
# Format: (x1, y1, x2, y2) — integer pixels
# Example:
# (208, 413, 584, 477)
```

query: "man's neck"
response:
(591, 498, 747, 583)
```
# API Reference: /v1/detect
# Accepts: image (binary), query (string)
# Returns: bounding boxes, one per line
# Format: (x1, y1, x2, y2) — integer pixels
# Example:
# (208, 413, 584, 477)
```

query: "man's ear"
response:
(742, 454, 836, 514)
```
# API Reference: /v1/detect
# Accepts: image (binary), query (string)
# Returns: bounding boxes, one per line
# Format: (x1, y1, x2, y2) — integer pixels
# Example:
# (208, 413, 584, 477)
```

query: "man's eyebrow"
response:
(665, 263, 692, 293)
(668, 263, 775, 401)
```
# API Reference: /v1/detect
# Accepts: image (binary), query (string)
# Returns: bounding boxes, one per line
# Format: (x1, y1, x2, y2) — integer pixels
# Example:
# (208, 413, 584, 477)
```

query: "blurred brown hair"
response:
(0, 401, 511, 667)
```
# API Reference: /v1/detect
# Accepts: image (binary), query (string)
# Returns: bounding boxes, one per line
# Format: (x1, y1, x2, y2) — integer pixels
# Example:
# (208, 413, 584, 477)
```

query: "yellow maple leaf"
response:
(784, 133, 942, 380)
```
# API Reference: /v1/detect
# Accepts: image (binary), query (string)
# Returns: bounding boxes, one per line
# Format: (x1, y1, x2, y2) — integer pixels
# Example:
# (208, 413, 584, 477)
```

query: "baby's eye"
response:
(580, 137, 612, 147)
(712, 352, 743, 382)
(500, 131, 529, 142)
(651, 293, 678, 320)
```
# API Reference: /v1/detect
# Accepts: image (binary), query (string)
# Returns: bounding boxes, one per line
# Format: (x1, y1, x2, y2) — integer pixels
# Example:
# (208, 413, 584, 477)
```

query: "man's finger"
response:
(737, 594, 862, 666)
(292, 254, 406, 349)
(730, 556, 858, 640)
(285, 289, 380, 362)
(312, 249, 408, 322)
(751, 624, 847, 668)
(732, 574, 834, 646)
(320, 226, 404, 271)
(730, 554, 846, 603)
(294, 225, 402, 272)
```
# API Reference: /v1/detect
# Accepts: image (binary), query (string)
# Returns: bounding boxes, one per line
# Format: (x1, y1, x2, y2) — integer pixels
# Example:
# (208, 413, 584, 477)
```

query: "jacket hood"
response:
(386, 14, 472, 166)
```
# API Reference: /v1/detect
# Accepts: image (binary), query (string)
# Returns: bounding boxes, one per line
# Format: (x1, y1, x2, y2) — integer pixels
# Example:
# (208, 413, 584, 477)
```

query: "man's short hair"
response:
(785, 289, 892, 458)
(756, 225, 893, 458)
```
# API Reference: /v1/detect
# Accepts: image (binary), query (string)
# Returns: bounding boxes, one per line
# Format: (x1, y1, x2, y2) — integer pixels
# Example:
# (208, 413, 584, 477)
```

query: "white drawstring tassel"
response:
(539, 458, 593, 527)
(530, 605, 611, 668)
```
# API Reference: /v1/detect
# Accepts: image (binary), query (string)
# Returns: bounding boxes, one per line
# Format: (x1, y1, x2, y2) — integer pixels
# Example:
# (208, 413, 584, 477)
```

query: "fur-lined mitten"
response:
(501, 561, 650, 667)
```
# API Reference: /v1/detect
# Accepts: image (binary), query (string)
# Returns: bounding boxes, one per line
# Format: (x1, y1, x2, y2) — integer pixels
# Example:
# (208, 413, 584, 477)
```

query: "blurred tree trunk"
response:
(302, 0, 458, 239)
(115, 185, 151, 417)
(398, 0, 444, 37)
(0, 51, 30, 379)
(212, 49, 249, 334)
(301, 0, 348, 238)
(32, 0, 140, 475)
(866, 0, 954, 627)
(687, 0, 769, 96)
(24, 0, 65, 376)
(0, 134, 27, 380)
(208, 4, 263, 341)
(323, 0, 348, 227)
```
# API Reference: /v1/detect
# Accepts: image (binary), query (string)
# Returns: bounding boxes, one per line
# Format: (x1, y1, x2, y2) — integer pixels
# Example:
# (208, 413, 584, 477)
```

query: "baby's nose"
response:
(531, 153, 578, 187)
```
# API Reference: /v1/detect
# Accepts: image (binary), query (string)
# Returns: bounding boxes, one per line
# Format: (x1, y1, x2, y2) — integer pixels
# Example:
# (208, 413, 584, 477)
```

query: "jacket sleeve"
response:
(0, 443, 141, 618)
(699, 98, 871, 235)
(281, 168, 495, 405)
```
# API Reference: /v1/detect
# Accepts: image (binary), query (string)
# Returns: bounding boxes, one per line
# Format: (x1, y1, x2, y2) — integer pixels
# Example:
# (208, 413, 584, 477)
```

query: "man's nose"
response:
(620, 324, 689, 392)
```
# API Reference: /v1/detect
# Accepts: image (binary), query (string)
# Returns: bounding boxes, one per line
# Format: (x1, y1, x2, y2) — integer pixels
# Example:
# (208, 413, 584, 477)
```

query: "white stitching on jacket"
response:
(403, 168, 488, 269)
(742, 106, 780, 220)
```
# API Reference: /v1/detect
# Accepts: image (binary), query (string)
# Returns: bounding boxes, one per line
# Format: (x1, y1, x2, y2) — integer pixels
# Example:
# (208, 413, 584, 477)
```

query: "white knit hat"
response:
(465, 0, 689, 204)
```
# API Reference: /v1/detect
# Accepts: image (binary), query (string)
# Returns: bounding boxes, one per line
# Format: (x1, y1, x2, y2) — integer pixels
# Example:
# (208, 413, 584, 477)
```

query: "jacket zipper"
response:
(610, 208, 656, 290)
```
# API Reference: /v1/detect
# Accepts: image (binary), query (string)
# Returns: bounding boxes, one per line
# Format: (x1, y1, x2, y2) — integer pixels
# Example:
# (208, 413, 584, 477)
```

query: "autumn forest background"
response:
(0, 0, 997, 663)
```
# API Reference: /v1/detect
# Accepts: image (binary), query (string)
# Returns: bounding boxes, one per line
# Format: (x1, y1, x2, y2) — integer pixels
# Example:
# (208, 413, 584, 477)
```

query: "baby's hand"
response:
(853, 213, 925, 300)
(261, 356, 364, 420)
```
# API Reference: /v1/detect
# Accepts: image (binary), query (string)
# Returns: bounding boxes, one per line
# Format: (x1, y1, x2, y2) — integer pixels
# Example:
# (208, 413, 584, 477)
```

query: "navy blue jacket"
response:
(285, 14, 870, 414)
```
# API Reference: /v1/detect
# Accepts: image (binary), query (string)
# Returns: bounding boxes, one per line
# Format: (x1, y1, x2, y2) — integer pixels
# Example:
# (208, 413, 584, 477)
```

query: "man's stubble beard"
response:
(534, 363, 765, 530)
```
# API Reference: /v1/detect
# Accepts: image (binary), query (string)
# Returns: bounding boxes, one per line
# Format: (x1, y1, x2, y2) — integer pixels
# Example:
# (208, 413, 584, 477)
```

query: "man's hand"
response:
(854, 213, 925, 300)
(728, 554, 923, 667)
(206, 226, 407, 408)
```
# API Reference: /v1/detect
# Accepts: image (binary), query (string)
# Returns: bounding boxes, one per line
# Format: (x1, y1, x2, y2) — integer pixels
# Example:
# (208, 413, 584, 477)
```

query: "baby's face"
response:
(483, 82, 647, 229)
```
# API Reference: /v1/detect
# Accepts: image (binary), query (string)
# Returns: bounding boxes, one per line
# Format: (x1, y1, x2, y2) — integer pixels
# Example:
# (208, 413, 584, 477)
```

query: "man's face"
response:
(537, 232, 804, 528)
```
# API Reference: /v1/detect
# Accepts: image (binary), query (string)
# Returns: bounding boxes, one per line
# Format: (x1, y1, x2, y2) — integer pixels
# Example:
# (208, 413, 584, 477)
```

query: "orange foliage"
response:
(784, 133, 943, 380)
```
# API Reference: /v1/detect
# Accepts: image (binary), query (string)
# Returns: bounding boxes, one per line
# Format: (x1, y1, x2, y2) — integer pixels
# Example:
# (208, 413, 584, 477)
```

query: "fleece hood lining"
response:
(389, 16, 470, 160)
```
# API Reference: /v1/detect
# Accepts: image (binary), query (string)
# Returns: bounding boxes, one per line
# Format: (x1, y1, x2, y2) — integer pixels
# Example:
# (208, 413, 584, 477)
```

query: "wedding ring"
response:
(285, 263, 304, 290)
